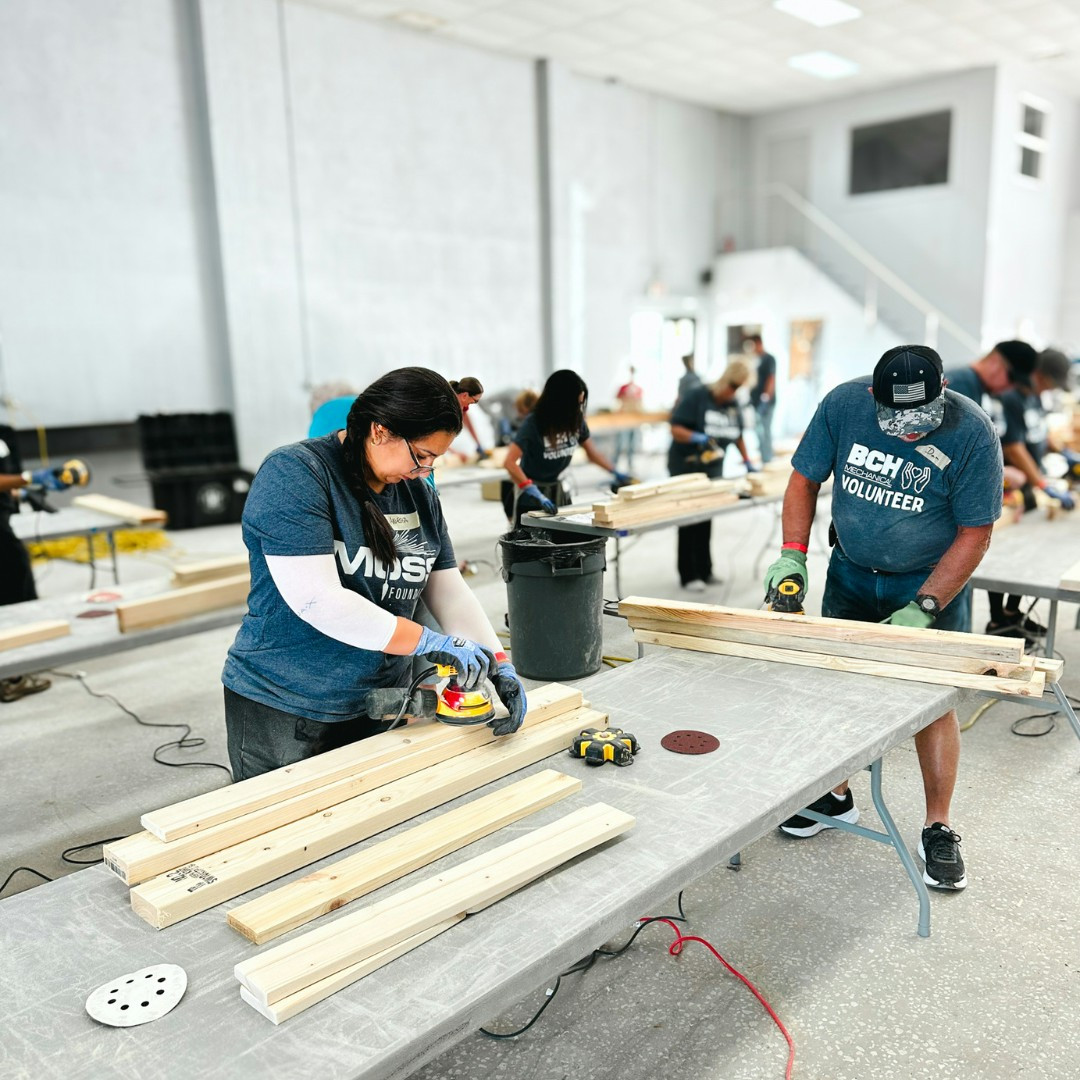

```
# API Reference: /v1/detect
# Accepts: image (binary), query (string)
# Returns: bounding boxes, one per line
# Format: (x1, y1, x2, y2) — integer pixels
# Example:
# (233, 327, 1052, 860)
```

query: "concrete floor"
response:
(3, 448, 1080, 1079)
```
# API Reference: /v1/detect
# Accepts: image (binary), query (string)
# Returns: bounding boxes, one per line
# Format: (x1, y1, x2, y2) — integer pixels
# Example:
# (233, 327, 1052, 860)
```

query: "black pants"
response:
(987, 592, 1025, 622)
(677, 520, 712, 586)
(500, 479, 570, 529)
(0, 517, 37, 607)
(223, 687, 388, 781)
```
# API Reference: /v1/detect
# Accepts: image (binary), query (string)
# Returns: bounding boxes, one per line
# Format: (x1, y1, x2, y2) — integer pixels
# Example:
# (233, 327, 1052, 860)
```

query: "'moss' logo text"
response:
(334, 541, 435, 582)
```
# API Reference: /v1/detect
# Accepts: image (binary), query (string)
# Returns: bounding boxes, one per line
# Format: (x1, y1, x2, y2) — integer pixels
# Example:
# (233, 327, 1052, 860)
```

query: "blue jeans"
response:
(754, 401, 775, 464)
(822, 547, 971, 633)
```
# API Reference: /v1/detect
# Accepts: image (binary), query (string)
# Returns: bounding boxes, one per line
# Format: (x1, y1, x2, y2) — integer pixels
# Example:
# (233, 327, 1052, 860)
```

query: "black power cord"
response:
(480, 891, 687, 1040)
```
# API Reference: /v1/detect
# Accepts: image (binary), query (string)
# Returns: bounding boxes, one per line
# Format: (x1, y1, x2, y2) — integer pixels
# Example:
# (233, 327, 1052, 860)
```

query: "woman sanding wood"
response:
(222, 367, 526, 780)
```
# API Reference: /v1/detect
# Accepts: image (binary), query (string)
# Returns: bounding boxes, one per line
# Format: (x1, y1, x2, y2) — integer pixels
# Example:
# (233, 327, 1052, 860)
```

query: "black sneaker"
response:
(918, 822, 967, 890)
(984, 620, 1028, 639)
(779, 789, 859, 837)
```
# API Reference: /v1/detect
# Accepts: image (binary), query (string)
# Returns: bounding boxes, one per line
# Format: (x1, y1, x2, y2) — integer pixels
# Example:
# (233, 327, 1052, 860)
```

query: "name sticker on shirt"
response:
(385, 512, 421, 531)
(915, 444, 951, 470)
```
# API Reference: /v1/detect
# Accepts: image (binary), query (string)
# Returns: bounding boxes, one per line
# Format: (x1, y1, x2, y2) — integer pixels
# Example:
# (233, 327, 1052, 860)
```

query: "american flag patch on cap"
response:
(892, 381, 925, 404)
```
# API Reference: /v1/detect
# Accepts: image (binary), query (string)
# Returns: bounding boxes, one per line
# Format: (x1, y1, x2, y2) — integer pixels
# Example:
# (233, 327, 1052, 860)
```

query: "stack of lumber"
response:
(744, 458, 793, 498)
(589, 473, 740, 528)
(621, 595, 1061, 697)
(72, 493, 167, 525)
(1060, 559, 1080, 593)
(115, 574, 249, 632)
(234, 800, 634, 1023)
(103, 684, 612, 932)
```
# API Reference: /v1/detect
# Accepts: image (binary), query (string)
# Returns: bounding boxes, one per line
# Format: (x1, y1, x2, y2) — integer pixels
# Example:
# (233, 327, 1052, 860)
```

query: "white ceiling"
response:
(292, 0, 1080, 114)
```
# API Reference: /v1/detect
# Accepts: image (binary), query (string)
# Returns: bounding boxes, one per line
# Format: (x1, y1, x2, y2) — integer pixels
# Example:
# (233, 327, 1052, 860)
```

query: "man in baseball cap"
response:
(763, 343, 1003, 891)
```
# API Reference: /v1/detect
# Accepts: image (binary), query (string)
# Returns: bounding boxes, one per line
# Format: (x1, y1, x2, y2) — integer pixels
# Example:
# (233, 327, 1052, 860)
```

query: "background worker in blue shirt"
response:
(764, 345, 1003, 891)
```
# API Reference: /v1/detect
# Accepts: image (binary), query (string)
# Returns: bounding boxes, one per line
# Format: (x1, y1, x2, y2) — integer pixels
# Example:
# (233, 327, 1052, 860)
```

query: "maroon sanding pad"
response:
(77, 609, 115, 619)
(660, 729, 719, 755)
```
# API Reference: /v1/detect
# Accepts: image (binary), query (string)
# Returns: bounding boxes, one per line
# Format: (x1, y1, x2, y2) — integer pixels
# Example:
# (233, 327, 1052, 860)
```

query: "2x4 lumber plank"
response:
(1033, 656, 1064, 683)
(594, 492, 741, 527)
(1060, 559, 1080, 592)
(115, 574, 249, 633)
(0, 620, 69, 653)
(72, 493, 167, 525)
(614, 473, 710, 500)
(227, 770, 582, 944)
(633, 628, 1046, 698)
(619, 596, 1026, 665)
(112, 686, 585, 883)
(627, 616, 1034, 679)
(236, 802, 636, 1010)
(141, 683, 583, 842)
(592, 482, 734, 519)
(128, 706, 608, 929)
(238, 920, 462, 1024)
(171, 556, 250, 587)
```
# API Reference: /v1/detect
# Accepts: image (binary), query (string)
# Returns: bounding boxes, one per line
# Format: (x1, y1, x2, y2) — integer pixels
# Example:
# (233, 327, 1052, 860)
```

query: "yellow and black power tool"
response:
(765, 574, 806, 615)
(569, 726, 640, 767)
(434, 663, 496, 726)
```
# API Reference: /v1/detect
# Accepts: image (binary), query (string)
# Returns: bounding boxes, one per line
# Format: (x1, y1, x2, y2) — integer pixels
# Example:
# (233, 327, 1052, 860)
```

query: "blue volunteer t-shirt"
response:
(943, 366, 1010, 441)
(513, 413, 589, 483)
(667, 385, 742, 478)
(999, 389, 1048, 464)
(222, 434, 457, 722)
(792, 379, 1003, 573)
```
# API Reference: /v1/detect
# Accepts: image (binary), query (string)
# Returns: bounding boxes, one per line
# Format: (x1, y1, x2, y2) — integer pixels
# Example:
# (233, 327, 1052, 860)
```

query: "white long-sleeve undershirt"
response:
(265, 555, 502, 656)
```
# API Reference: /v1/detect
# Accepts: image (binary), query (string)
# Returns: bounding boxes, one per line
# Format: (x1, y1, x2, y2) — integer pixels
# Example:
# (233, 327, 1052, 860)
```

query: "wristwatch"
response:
(914, 594, 941, 619)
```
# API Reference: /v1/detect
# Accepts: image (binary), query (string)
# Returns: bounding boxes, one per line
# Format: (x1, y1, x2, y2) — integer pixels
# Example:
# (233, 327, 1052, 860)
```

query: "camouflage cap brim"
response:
(875, 393, 945, 437)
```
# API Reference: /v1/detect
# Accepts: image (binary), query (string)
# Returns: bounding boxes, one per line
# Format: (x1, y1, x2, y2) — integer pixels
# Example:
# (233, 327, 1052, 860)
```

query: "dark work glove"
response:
(520, 483, 556, 514)
(412, 627, 498, 691)
(488, 661, 526, 736)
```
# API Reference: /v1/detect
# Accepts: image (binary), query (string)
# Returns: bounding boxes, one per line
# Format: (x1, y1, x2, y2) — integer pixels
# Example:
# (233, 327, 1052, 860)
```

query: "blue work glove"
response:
(520, 483, 556, 514)
(763, 548, 807, 601)
(688, 431, 710, 447)
(475, 445, 491, 461)
(612, 471, 633, 486)
(23, 467, 71, 492)
(1044, 485, 1075, 510)
(488, 660, 526, 736)
(886, 601, 934, 629)
(413, 627, 498, 691)
(743, 459, 760, 474)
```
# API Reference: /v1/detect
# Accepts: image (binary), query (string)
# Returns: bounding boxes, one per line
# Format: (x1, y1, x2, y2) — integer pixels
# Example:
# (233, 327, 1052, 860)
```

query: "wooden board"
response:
(239, 920, 461, 1024)
(0, 620, 69, 653)
(71, 493, 167, 525)
(227, 770, 581, 944)
(1059, 558, 1080, 593)
(140, 684, 583, 843)
(115, 574, 249, 633)
(593, 491, 742, 528)
(171, 556, 249, 587)
(627, 617, 1034, 679)
(633, 628, 1046, 698)
(613, 473, 712, 501)
(128, 707, 608, 928)
(620, 596, 1026, 665)
(592, 482, 736, 518)
(235, 802, 635, 1010)
(1033, 656, 1064, 684)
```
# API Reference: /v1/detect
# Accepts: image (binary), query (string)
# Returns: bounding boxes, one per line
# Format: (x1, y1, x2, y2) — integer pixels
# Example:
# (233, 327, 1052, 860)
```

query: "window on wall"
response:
(1017, 96, 1049, 180)
(849, 110, 951, 195)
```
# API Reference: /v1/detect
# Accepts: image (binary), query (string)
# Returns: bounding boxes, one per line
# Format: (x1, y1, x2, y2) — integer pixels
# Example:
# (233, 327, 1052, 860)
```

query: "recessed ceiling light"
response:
(389, 11, 445, 32)
(773, 0, 862, 28)
(788, 50, 860, 79)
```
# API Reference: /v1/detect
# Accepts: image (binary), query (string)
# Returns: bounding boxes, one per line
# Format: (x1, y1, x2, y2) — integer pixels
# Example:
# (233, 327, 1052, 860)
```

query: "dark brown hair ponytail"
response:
(342, 367, 462, 568)
(449, 376, 484, 397)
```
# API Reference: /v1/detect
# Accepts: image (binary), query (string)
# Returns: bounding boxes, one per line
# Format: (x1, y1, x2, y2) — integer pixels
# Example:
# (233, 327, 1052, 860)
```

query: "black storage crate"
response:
(148, 466, 253, 530)
(137, 412, 240, 472)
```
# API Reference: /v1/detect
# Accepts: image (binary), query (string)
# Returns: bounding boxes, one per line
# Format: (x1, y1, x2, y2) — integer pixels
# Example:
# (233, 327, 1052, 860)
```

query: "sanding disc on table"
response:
(85, 964, 187, 1027)
(661, 729, 719, 755)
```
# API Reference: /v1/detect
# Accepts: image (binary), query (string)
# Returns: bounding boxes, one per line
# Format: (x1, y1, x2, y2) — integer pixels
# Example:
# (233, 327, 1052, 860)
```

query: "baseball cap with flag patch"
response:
(872, 345, 945, 437)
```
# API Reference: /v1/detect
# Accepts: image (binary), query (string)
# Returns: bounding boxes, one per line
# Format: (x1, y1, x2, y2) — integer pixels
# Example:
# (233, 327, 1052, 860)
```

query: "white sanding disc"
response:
(85, 964, 187, 1027)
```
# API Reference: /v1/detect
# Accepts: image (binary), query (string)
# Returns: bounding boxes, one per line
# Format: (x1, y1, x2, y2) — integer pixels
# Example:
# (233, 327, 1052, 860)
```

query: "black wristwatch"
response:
(914, 593, 941, 619)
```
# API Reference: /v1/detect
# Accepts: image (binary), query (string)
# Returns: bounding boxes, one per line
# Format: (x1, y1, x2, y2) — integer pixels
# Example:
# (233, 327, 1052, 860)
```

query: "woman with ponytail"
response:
(449, 376, 490, 460)
(502, 369, 632, 526)
(222, 367, 527, 780)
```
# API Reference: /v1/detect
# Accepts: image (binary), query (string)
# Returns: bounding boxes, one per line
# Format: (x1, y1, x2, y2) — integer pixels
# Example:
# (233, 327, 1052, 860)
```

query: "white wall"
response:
(710, 247, 902, 438)
(0, 0, 229, 427)
(747, 68, 998, 358)
(547, 67, 731, 406)
(982, 63, 1080, 350)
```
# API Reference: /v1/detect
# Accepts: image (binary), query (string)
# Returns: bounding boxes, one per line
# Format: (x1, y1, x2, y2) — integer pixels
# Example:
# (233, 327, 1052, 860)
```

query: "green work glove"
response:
(886, 601, 934, 629)
(763, 548, 807, 601)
